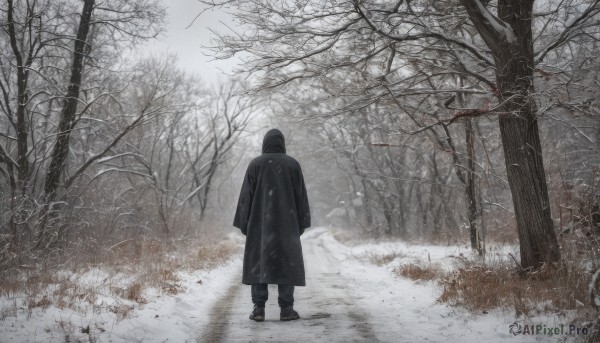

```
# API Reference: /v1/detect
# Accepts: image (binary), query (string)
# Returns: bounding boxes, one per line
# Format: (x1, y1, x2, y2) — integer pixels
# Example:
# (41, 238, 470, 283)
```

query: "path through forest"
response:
(195, 228, 548, 343)
(0, 227, 565, 342)
(198, 229, 382, 342)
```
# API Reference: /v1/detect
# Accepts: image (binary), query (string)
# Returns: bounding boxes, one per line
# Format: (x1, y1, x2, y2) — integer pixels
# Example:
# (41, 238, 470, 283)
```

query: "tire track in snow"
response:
(308, 232, 379, 342)
(198, 229, 380, 342)
(197, 277, 242, 343)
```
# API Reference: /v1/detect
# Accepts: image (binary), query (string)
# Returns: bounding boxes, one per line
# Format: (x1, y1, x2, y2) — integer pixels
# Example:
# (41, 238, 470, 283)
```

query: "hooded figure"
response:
(233, 129, 310, 287)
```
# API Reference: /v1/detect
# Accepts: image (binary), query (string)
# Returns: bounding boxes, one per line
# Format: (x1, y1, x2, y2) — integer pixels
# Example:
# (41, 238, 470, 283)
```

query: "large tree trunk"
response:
(461, 0, 560, 269)
(35, 0, 95, 249)
(44, 0, 95, 199)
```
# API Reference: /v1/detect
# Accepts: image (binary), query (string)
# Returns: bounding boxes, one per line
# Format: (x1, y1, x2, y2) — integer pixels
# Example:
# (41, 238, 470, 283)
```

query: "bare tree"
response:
(201, 0, 600, 269)
(0, 0, 166, 254)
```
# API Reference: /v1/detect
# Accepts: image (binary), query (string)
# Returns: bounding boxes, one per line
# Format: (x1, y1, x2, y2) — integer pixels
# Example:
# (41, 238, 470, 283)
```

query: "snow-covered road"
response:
(198, 228, 379, 342)
(2, 227, 570, 342)
(196, 228, 557, 343)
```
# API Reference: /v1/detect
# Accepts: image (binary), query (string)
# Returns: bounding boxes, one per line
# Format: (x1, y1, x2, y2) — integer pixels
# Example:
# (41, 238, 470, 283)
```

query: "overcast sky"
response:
(140, 1, 240, 84)
(138, 0, 273, 146)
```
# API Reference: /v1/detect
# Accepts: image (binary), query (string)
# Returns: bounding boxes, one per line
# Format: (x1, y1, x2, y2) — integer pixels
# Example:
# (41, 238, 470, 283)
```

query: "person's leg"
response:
(249, 283, 267, 321)
(251, 283, 268, 307)
(277, 284, 294, 308)
(278, 284, 299, 321)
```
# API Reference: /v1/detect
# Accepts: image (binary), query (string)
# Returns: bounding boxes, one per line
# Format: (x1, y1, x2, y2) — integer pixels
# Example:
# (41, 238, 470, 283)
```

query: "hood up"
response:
(262, 129, 286, 154)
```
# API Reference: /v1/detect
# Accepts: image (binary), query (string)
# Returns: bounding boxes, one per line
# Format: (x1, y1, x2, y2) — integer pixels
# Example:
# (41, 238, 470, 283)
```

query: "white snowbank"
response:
(1, 228, 583, 342)
(308, 227, 580, 342)
(0, 257, 242, 342)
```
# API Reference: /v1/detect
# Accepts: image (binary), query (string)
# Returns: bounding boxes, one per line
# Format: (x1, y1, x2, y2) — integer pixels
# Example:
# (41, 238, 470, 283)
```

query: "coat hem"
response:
(242, 279, 306, 286)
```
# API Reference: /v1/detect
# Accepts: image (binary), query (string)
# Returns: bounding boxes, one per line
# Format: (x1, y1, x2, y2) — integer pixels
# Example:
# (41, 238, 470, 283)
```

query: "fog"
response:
(1, 0, 598, 341)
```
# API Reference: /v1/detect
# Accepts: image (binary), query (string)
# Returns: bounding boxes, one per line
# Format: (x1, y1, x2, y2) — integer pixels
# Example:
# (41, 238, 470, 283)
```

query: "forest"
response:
(1, 0, 599, 342)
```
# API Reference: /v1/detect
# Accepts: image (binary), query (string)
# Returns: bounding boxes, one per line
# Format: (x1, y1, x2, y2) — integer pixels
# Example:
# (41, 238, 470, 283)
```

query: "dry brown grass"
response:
(0, 275, 21, 297)
(125, 283, 146, 303)
(0, 236, 242, 321)
(391, 259, 592, 316)
(357, 244, 594, 317)
(437, 261, 591, 315)
(196, 242, 240, 269)
(157, 269, 181, 295)
(394, 263, 443, 281)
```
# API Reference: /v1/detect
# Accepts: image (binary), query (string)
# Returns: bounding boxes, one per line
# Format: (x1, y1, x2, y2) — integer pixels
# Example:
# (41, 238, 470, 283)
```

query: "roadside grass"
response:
(0, 236, 242, 322)
(353, 241, 594, 318)
(394, 263, 444, 282)
(436, 236, 595, 318)
(437, 260, 590, 315)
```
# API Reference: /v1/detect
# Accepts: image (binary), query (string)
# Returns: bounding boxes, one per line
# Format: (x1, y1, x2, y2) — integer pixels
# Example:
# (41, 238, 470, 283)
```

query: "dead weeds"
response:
(437, 261, 590, 315)
(394, 263, 443, 281)
(125, 283, 146, 304)
(0, 237, 241, 322)
(360, 246, 592, 317)
(196, 242, 239, 269)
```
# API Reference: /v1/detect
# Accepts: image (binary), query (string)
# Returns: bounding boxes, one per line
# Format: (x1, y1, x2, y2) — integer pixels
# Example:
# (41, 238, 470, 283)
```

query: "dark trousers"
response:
(251, 283, 294, 308)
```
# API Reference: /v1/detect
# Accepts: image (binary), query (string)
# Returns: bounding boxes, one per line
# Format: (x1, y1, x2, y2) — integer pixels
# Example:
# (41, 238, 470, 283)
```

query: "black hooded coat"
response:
(233, 129, 310, 286)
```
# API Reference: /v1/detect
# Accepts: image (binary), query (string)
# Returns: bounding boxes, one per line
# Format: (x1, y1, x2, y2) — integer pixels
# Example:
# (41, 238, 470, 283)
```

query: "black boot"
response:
(249, 305, 265, 322)
(280, 306, 300, 321)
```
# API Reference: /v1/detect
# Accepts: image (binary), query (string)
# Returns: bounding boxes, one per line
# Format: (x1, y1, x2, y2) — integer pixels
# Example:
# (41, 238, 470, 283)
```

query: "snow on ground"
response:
(336, 232, 521, 271)
(0, 256, 242, 342)
(1, 227, 585, 342)
(316, 227, 580, 343)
